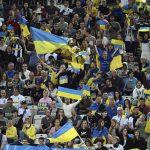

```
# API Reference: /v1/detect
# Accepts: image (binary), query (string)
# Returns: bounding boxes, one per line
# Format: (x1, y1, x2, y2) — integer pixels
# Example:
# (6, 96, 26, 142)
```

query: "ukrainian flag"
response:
(48, 123, 79, 143)
(111, 39, 124, 51)
(123, 5, 134, 13)
(57, 86, 82, 100)
(110, 55, 123, 71)
(18, 16, 30, 37)
(30, 27, 71, 54)
(96, 20, 107, 30)
(82, 85, 90, 96)
(144, 90, 150, 98)
(70, 62, 84, 72)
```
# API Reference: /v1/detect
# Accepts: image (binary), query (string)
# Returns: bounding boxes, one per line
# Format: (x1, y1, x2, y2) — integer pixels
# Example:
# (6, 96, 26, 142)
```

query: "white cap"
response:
(117, 107, 123, 111)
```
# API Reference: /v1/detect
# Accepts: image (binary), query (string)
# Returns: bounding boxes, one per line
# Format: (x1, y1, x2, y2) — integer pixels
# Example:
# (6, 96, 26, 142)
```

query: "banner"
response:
(4, 145, 84, 150)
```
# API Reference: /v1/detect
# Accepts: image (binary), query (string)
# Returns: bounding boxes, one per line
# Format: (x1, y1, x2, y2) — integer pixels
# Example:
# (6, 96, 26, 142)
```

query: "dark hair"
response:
(114, 91, 122, 101)
(94, 138, 104, 144)
(39, 137, 44, 141)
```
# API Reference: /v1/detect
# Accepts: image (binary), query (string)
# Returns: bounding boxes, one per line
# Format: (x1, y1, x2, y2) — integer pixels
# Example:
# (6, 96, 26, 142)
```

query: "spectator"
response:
(94, 138, 108, 150)
(19, 119, 36, 144)
(40, 110, 54, 134)
(6, 120, 18, 144)
(0, 89, 7, 108)
(5, 62, 16, 79)
(3, 97, 17, 120)
(10, 87, 25, 109)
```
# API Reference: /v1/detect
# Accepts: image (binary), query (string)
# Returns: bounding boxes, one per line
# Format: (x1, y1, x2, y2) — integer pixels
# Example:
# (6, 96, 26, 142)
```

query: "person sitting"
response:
(6, 120, 18, 144)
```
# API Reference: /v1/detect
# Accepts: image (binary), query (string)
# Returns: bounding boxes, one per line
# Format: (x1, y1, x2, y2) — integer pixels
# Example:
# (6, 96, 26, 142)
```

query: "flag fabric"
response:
(82, 85, 90, 96)
(136, 0, 146, 2)
(18, 16, 30, 37)
(96, 20, 107, 30)
(139, 27, 150, 32)
(122, 5, 134, 13)
(76, 51, 87, 60)
(48, 123, 79, 143)
(57, 86, 82, 100)
(111, 39, 124, 51)
(144, 90, 150, 98)
(50, 68, 58, 85)
(70, 62, 84, 71)
(110, 55, 123, 71)
(30, 27, 71, 54)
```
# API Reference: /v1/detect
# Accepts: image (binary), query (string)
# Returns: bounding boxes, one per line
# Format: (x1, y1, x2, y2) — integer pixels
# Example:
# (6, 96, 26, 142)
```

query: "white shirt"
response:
(60, 6, 73, 16)
(57, 96, 80, 118)
(0, 98, 7, 105)
(19, 70, 30, 81)
(112, 144, 124, 150)
(11, 94, 25, 109)
(18, 108, 31, 122)
(0, 44, 7, 51)
(85, 47, 91, 65)
(112, 115, 128, 127)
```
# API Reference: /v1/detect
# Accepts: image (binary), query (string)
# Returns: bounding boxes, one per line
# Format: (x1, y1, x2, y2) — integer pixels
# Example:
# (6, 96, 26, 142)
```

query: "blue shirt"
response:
(92, 127, 108, 138)
(90, 102, 100, 111)
(116, 99, 124, 107)
(5, 70, 16, 78)
(106, 105, 117, 118)
(89, 68, 99, 77)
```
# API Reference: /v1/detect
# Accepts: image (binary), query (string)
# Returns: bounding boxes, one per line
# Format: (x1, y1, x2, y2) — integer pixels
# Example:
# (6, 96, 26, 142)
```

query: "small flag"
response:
(57, 86, 82, 100)
(82, 85, 90, 96)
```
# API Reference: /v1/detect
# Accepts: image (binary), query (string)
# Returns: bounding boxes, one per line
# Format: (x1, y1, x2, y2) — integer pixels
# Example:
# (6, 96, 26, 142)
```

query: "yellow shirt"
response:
(22, 125, 36, 140)
(6, 126, 18, 140)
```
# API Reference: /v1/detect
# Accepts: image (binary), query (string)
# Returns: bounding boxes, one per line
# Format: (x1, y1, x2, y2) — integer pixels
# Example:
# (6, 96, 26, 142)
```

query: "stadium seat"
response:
(24, 96, 32, 105)
(33, 115, 45, 130)
(34, 134, 48, 144)
(28, 105, 38, 117)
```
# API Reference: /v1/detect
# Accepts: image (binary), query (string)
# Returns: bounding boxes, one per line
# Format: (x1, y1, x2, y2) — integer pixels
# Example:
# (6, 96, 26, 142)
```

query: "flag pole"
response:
(78, 135, 90, 150)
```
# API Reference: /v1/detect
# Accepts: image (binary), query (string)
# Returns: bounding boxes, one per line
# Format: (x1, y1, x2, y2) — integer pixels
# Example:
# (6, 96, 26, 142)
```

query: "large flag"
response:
(48, 123, 79, 143)
(57, 86, 82, 100)
(30, 27, 71, 54)
(18, 16, 30, 37)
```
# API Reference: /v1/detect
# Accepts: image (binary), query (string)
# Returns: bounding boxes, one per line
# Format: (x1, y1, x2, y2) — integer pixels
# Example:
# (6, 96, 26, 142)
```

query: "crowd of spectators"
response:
(0, 0, 150, 149)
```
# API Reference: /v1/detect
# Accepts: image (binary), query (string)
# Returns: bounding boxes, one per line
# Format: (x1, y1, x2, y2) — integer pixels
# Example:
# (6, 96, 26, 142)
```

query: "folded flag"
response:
(82, 85, 90, 96)
(76, 51, 87, 60)
(57, 86, 82, 100)
(96, 20, 107, 30)
(30, 27, 71, 54)
(111, 39, 124, 51)
(0, 32, 6, 37)
(48, 123, 78, 143)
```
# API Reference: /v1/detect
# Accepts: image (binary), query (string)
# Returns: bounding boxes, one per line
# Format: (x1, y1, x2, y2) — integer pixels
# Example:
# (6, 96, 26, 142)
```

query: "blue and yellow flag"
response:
(110, 55, 123, 71)
(123, 5, 134, 13)
(48, 123, 79, 143)
(82, 85, 90, 96)
(111, 39, 124, 51)
(18, 16, 30, 37)
(57, 86, 82, 100)
(7, 25, 14, 31)
(144, 90, 150, 98)
(96, 20, 107, 30)
(30, 27, 71, 54)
